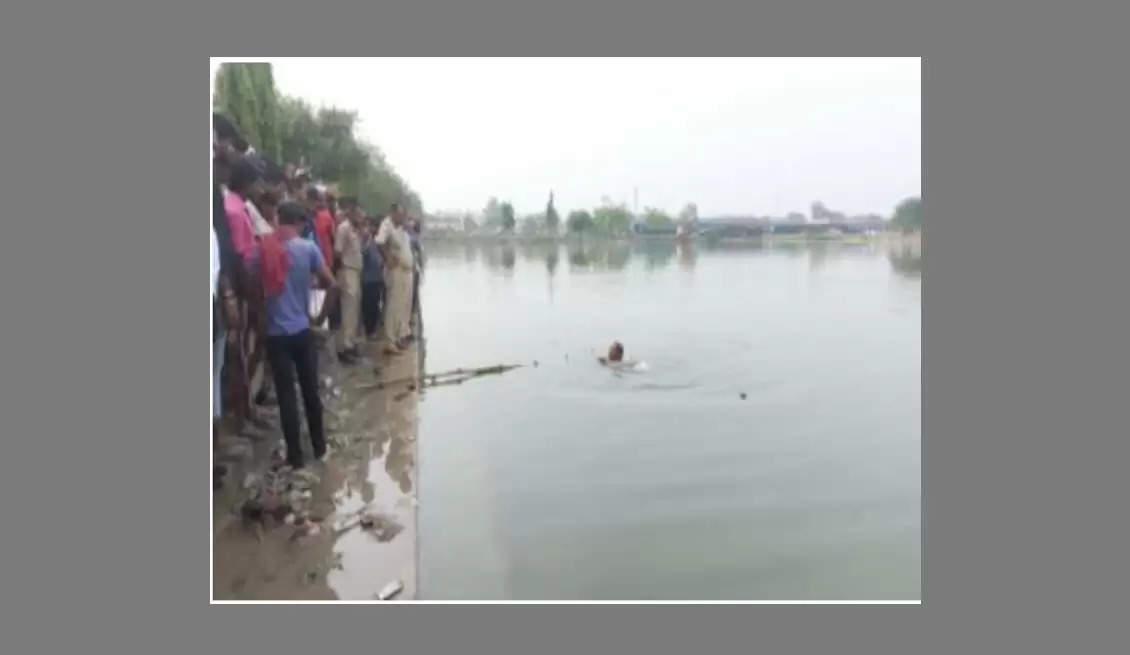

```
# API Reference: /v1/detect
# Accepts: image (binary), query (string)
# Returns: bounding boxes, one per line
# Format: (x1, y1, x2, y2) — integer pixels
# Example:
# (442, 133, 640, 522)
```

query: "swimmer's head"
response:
(608, 341, 624, 362)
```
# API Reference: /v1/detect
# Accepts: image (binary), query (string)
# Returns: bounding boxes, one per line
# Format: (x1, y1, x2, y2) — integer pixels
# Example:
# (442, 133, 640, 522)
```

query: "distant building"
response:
(632, 221, 678, 235)
(697, 216, 764, 238)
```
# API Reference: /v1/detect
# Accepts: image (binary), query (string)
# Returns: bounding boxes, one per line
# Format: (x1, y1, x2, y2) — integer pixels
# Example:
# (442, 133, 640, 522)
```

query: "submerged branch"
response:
(357, 363, 525, 392)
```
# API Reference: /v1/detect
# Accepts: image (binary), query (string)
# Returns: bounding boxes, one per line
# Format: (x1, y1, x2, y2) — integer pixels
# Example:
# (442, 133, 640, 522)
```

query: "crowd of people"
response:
(212, 113, 425, 489)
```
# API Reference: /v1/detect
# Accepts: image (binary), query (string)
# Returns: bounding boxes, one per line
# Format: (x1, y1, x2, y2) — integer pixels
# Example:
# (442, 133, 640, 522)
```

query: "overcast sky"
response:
(229, 58, 919, 218)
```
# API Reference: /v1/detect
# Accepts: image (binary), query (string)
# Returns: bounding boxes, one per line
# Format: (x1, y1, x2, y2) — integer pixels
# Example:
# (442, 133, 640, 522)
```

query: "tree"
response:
(891, 197, 922, 232)
(213, 62, 282, 161)
(215, 62, 423, 217)
(500, 202, 516, 232)
(483, 197, 503, 226)
(276, 96, 318, 165)
(545, 191, 560, 233)
(566, 210, 594, 234)
(593, 202, 633, 235)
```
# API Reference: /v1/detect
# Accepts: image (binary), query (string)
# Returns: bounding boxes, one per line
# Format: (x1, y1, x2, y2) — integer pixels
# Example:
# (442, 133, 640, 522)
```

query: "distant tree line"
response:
(890, 197, 923, 233)
(213, 62, 422, 215)
(475, 195, 703, 238)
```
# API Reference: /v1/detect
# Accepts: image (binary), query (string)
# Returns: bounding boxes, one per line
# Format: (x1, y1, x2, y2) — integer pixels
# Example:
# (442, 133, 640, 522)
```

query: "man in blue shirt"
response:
(407, 218, 425, 329)
(258, 202, 339, 469)
(361, 216, 384, 341)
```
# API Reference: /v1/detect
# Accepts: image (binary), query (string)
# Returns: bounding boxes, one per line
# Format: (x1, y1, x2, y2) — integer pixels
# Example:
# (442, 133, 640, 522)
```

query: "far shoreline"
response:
(421, 230, 923, 249)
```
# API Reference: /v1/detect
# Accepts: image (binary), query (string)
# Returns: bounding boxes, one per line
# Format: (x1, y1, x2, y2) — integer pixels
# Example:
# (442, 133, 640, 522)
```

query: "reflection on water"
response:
(641, 241, 676, 269)
(888, 249, 922, 278)
(677, 242, 696, 269)
(429, 237, 920, 279)
(417, 237, 920, 599)
(567, 244, 590, 268)
(545, 249, 559, 276)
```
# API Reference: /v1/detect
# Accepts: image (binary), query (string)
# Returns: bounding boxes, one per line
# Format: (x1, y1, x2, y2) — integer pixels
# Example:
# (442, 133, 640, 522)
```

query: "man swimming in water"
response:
(599, 341, 624, 365)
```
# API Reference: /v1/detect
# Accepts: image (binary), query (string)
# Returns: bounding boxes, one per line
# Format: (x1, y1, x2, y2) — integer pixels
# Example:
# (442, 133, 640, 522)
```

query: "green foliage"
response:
(214, 62, 421, 216)
(643, 207, 675, 227)
(566, 210, 594, 234)
(214, 63, 281, 160)
(891, 197, 923, 233)
(593, 202, 633, 235)
(545, 192, 560, 233)
(500, 202, 516, 232)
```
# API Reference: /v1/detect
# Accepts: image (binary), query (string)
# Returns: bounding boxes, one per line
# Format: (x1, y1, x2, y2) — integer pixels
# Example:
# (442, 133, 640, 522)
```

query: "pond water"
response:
(415, 238, 921, 600)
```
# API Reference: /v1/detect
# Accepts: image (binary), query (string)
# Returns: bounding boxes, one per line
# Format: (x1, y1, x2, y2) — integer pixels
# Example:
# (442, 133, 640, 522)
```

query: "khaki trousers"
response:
(382, 267, 413, 346)
(337, 267, 361, 352)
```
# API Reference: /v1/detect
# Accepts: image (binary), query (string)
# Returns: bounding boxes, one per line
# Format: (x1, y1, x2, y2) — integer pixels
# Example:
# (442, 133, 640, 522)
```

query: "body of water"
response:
(415, 238, 921, 599)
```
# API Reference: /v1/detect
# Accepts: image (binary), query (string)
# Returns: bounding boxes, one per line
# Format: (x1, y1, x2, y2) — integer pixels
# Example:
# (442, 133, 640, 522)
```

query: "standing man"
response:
(256, 202, 339, 469)
(406, 218, 425, 336)
(302, 186, 330, 328)
(308, 186, 336, 270)
(212, 115, 244, 490)
(224, 156, 264, 269)
(375, 203, 415, 356)
(334, 197, 364, 364)
(361, 216, 384, 342)
(249, 190, 282, 406)
(222, 156, 265, 435)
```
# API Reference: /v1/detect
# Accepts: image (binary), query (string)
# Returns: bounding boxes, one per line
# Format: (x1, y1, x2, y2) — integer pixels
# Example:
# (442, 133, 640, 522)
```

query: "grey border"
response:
(6, 0, 1128, 651)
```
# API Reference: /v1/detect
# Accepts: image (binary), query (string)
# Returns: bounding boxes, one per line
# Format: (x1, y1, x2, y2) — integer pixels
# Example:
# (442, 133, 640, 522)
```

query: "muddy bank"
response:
(212, 332, 421, 601)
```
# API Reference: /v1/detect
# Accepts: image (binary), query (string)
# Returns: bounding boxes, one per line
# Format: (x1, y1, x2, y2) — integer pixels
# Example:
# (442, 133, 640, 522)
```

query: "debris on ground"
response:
(220, 437, 255, 461)
(218, 335, 421, 599)
(376, 580, 404, 600)
(359, 512, 404, 542)
(292, 469, 321, 488)
(239, 464, 320, 532)
(334, 515, 363, 534)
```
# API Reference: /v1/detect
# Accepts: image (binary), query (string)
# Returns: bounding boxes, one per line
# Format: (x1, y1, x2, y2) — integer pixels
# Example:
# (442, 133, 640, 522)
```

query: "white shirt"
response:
(375, 216, 413, 269)
(211, 224, 220, 300)
(335, 221, 363, 270)
(246, 198, 274, 236)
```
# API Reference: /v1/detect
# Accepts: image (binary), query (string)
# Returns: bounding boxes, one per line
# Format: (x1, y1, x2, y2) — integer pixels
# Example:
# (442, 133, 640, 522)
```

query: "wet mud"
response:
(213, 332, 421, 601)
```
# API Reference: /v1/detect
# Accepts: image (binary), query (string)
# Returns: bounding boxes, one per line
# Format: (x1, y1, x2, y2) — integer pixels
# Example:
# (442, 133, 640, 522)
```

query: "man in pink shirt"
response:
(224, 157, 264, 270)
(221, 155, 265, 436)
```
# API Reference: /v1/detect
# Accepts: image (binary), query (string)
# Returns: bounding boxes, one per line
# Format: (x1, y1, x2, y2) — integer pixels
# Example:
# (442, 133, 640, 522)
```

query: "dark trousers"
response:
(265, 329, 325, 467)
(411, 270, 420, 317)
(362, 280, 383, 337)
